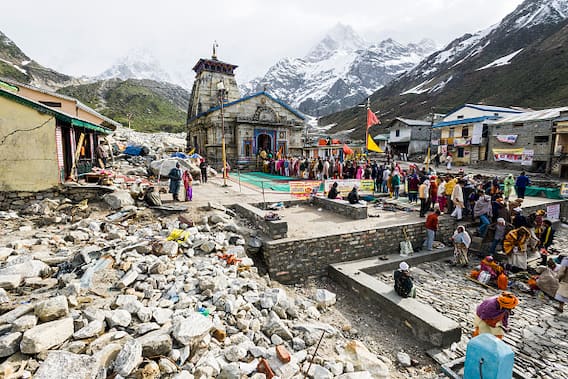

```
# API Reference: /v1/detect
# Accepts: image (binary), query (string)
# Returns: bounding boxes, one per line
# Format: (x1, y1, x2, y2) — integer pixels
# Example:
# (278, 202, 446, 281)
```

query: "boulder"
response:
(73, 320, 105, 339)
(341, 340, 389, 379)
(113, 339, 143, 377)
(0, 274, 22, 289)
(0, 332, 22, 357)
(20, 317, 74, 354)
(153, 240, 179, 257)
(137, 331, 172, 357)
(0, 259, 50, 279)
(34, 295, 69, 322)
(106, 309, 132, 328)
(103, 191, 135, 210)
(172, 313, 213, 345)
(12, 314, 38, 332)
(397, 351, 412, 367)
(33, 350, 97, 379)
(315, 289, 337, 308)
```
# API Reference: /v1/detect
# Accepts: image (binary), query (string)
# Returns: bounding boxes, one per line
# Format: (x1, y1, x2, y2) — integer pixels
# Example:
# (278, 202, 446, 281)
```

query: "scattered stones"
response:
(33, 350, 96, 379)
(172, 313, 213, 345)
(34, 296, 69, 322)
(20, 317, 74, 354)
(0, 332, 22, 357)
(113, 339, 143, 377)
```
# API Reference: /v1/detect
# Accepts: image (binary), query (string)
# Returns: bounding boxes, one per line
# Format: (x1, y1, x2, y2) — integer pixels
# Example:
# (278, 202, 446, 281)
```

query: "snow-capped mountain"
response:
(95, 49, 193, 89)
(319, 0, 568, 140)
(242, 24, 436, 117)
(397, 0, 568, 96)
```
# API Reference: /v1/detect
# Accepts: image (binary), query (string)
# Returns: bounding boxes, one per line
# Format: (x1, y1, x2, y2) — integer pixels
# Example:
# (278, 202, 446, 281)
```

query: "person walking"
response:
(437, 177, 447, 212)
(408, 174, 419, 204)
(473, 292, 519, 339)
(554, 256, 568, 313)
(446, 154, 453, 171)
(418, 178, 429, 217)
(515, 171, 530, 199)
(199, 159, 208, 183)
(451, 225, 471, 266)
(392, 171, 401, 200)
(168, 163, 183, 201)
(503, 174, 515, 200)
(451, 180, 465, 221)
(182, 170, 193, 201)
(474, 195, 493, 237)
(423, 209, 440, 251)
(445, 176, 457, 214)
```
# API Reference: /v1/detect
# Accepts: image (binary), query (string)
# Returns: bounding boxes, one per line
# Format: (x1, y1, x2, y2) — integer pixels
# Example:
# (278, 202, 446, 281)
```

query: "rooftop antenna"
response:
(212, 41, 219, 60)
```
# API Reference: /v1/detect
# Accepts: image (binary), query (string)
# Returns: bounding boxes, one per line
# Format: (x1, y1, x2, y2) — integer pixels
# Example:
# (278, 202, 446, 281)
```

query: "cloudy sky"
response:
(2, 0, 523, 83)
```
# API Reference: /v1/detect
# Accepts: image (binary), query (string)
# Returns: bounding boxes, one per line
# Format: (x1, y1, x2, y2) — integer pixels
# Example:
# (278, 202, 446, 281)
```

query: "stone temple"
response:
(186, 49, 305, 169)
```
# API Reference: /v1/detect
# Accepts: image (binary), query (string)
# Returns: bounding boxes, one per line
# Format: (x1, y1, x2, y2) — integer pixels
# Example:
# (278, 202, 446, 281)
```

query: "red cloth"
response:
(425, 213, 439, 231)
(367, 108, 380, 128)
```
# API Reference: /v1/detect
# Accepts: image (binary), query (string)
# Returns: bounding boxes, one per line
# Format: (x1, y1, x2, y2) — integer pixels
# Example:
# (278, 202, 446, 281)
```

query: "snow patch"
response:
(476, 48, 523, 71)
(400, 78, 435, 95)
(0, 58, 27, 75)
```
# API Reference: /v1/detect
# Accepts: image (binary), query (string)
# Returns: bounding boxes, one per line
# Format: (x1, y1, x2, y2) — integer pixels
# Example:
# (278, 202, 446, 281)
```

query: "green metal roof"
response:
(0, 87, 113, 135)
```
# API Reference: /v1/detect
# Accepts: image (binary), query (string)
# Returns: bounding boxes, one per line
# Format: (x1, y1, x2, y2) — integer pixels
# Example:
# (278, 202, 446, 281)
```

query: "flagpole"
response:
(365, 98, 370, 156)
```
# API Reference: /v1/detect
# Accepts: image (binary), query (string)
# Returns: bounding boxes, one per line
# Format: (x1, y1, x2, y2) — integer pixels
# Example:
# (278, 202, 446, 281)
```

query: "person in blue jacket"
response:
(515, 171, 530, 199)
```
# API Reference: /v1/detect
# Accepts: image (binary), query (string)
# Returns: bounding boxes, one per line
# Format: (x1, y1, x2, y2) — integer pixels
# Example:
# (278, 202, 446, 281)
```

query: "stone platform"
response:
(329, 249, 462, 348)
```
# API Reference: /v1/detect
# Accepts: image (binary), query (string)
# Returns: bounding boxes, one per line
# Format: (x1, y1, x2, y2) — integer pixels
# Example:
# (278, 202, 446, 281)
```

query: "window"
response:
(457, 147, 465, 158)
(457, 115, 464, 119)
(513, 122, 524, 127)
(462, 127, 469, 138)
(534, 135, 549, 143)
(449, 128, 455, 138)
(395, 130, 400, 137)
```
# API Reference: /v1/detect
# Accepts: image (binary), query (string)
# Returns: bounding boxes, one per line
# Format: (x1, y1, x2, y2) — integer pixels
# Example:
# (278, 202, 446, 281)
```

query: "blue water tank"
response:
(464, 334, 514, 379)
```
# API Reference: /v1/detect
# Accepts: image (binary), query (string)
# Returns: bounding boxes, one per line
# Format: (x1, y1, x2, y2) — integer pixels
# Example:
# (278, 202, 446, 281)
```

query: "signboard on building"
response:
(324, 179, 374, 196)
(560, 183, 568, 198)
(493, 148, 533, 165)
(496, 135, 518, 144)
(289, 181, 322, 198)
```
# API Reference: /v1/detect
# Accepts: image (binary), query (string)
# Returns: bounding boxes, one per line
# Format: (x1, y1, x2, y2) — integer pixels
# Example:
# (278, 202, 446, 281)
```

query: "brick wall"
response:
(0, 186, 113, 211)
(232, 203, 288, 239)
(263, 215, 458, 283)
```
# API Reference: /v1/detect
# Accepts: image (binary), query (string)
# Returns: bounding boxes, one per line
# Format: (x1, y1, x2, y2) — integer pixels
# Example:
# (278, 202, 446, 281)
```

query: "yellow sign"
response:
(324, 179, 375, 196)
(289, 181, 322, 198)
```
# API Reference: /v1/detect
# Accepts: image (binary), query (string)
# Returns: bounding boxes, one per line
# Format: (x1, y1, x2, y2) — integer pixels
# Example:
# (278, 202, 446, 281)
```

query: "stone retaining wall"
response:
(232, 203, 288, 239)
(0, 185, 114, 211)
(311, 197, 368, 220)
(263, 215, 459, 283)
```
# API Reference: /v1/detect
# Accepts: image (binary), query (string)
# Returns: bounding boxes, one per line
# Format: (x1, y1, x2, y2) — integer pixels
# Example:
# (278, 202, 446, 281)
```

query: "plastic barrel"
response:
(464, 334, 514, 379)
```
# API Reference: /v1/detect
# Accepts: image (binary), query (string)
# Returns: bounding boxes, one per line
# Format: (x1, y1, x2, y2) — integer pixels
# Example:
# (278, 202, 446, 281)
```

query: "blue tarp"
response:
(124, 146, 143, 156)
(189, 153, 202, 159)
(171, 152, 188, 159)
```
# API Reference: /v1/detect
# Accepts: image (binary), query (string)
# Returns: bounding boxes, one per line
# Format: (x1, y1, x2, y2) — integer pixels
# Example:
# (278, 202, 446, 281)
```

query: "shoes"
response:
(554, 306, 564, 313)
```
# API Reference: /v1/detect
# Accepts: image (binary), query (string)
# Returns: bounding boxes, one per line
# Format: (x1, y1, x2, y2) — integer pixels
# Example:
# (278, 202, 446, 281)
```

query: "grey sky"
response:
(2, 0, 523, 82)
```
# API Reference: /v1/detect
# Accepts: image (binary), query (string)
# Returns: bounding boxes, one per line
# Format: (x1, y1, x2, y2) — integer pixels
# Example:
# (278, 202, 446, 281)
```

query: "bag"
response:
(497, 273, 508, 290)
(478, 271, 491, 285)
(400, 241, 413, 257)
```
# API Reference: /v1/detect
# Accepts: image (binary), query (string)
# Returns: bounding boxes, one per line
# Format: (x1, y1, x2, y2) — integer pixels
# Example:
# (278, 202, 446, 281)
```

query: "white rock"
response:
(172, 313, 213, 345)
(0, 274, 22, 289)
(0, 332, 22, 357)
(34, 295, 69, 322)
(106, 309, 132, 328)
(396, 351, 412, 367)
(103, 191, 135, 209)
(0, 259, 50, 278)
(153, 240, 179, 257)
(11, 314, 38, 332)
(200, 240, 216, 253)
(308, 364, 333, 379)
(73, 320, 105, 339)
(159, 357, 178, 374)
(113, 339, 143, 377)
(152, 308, 173, 325)
(315, 289, 337, 308)
(117, 269, 138, 289)
(137, 307, 153, 323)
(336, 372, 373, 379)
(33, 350, 97, 379)
(137, 331, 172, 357)
(20, 317, 74, 354)
(341, 341, 389, 379)
(224, 345, 247, 362)
(173, 370, 194, 379)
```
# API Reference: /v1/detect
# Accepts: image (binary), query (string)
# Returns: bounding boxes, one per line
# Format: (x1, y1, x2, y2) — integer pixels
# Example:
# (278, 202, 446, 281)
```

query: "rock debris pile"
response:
(0, 200, 391, 379)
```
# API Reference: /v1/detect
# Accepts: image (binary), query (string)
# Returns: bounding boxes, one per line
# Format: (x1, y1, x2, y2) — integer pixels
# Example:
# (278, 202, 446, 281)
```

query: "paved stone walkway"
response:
(377, 226, 568, 379)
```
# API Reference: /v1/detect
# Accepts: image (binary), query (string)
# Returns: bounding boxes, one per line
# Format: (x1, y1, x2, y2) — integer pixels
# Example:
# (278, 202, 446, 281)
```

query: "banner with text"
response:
(493, 148, 533, 165)
(289, 181, 322, 199)
(324, 179, 375, 196)
(496, 135, 518, 144)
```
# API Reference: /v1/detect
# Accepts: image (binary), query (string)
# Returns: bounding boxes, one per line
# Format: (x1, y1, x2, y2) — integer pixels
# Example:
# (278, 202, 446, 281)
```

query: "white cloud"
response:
(1, 0, 523, 82)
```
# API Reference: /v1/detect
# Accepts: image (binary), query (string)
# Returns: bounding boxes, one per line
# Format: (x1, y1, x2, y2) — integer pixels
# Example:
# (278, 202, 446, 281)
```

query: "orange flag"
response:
(343, 144, 354, 155)
(367, 108, 380, 129)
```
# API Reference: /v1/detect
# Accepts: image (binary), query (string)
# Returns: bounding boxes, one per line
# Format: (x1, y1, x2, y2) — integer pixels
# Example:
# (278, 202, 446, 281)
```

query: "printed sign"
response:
(496, 135, 518, 144)
(521, 149, 534, 166)
(547, 204, 560, 220)
(493, 148, 532, 164)
(289, 181, 322, 199)
(324, 179, 375, 196)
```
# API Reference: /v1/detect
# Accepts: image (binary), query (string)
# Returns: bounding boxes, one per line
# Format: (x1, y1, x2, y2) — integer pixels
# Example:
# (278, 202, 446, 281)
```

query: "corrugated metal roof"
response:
(493, 107, 568, 124)
(0, 88, 113, 134)
(434, 116, 499, 128)
(395, 117, 431, 126)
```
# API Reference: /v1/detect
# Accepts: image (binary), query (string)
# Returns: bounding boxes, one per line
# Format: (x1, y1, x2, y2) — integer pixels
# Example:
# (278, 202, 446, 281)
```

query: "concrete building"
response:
(488, 107, 568, 174)
(186, 51, 305, 169)
(553, 110, 568, 178)
(434, 104, 523, 165)
(0, 87, 114, 191)
(387, 117, 432, 157)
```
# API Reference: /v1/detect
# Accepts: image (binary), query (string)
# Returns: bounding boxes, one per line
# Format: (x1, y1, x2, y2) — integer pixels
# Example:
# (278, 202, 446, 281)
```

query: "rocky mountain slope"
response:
(0, 31, 189, 132)
(242, 24, 435, 117)
(320, 0, 568, 140)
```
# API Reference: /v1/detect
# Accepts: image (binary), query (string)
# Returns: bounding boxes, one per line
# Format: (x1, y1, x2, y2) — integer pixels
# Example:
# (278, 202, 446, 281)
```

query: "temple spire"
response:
(212, 41, 218, 60)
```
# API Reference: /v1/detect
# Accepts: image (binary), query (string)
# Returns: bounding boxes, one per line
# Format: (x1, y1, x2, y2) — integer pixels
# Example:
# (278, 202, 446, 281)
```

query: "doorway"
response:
(257, 134, 272, 153)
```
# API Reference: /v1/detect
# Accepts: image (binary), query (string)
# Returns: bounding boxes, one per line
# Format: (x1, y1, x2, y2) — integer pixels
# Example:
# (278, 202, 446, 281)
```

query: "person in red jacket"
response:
(423, 209, 440, 251)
